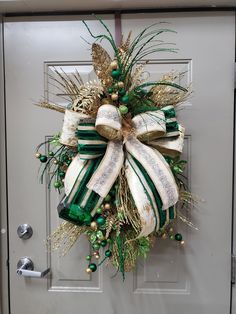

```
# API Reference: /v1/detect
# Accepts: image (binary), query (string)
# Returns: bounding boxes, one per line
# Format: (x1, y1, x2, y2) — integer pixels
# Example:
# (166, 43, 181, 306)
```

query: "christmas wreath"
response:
(35, 18, 196, 279)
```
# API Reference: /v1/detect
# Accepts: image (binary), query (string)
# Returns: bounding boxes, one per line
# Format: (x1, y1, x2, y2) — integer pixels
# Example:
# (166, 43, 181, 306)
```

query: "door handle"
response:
(16, 257, 50, 278)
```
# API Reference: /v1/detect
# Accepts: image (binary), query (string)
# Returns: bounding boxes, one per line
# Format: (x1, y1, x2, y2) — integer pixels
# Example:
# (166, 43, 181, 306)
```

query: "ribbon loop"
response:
(149, 125, 185, 157)
(60, 109, 89, 147)
(77, 121, 108, 160)
(95, 104, 122, 140)
(132, 110, 166, 141)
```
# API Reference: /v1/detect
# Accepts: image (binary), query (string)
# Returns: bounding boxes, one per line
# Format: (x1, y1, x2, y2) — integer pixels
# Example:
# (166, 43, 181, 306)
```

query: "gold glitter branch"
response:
(46, 221, 86, 256)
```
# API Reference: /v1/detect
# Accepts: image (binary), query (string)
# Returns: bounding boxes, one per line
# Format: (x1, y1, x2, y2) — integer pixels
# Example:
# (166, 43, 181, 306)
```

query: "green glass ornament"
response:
(118, 88, 126, 96)
(100, 240, 107, 247)
(86, 255, 91, 261)
(39, 155, 47, 163)
(96, 207, 103, 214)
(93, 243, 100, 250)
(96, 216, 106, 226)
(54, 181, 61, 188)
(88, 263, 97, 272)
(170, 235, 175, 240)
(175, 233, 183, 242)
(111, 69, 121, 79)
(119, 105, 128, 115)
(107, 87, 113, 94)
(121, 95, 129, 104)
(105, 250, 112, 257)
(48, 151, 54, 157)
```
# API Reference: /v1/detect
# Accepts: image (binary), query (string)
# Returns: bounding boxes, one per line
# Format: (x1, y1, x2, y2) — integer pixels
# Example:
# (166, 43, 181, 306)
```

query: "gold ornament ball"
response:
(110, 60, 118, 69)
(93, 251, 99, 256)
(35, 152, 41, 159)
(86, 267, 92, 274)
(104, 203, 111, 210)
(95, 254, 100, 259)
(111, 93, 118, 101)
(97, 70, 102, 77)
(102, 98, 110, 105)
(169, 227, 174, 233)
(90, 221, 98, 230)
(118, 81, 124, 88)
(53, 160, 59, 165)
(180, 240, 185, 246)
(162, 233, 168, 240)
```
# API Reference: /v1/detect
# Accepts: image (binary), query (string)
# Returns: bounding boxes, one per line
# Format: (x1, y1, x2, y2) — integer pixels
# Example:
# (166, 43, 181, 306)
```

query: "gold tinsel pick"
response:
(150, 71, 192, 107)
(35, 101, 66, 113)
(92, 43, 112, 87)
(46, 221, 86, 256)
(116, 167, 141, 234)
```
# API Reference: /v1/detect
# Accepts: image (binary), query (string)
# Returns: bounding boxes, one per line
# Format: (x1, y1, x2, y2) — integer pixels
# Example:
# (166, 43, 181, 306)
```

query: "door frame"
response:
(0, 9, 235, 314)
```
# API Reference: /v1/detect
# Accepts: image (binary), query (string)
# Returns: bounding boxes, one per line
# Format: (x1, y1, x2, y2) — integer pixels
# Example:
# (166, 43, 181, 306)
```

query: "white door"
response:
(4, 12, 235, 314)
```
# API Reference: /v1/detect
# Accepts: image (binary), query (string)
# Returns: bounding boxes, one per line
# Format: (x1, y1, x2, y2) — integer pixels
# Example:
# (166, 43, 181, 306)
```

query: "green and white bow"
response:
(58, 104, 184, 237)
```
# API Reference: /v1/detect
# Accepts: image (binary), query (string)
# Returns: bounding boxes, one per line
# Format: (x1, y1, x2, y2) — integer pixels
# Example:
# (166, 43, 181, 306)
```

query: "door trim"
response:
(0, 16, 10, 314)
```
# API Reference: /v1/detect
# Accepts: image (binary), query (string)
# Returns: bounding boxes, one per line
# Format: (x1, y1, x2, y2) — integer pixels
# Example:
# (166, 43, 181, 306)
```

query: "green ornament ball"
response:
(88, 263, 97, 272)
(107, 87, 113, 94)
(93, 243, 100, 250)
(119, 105, 129, 115)
(58, 171, 65, 178)
(54, 181, 61, 188)
(121, 95, 129, 104)
(118, 88, 126, 96)
(96, 207, 103, 215)
(105, 250, 112, 257)
(48, 151, 54, 157)
(170, 235, 175, 240)
(66, 160, 71, 166)
(96, 216, 106, 226)
(111, 69, 121, 79)
(86, 255, 91, 261)
(100, 240, 107, 247)
(39, 155, 48, 163)
(175, 233, 183, 242)
(83, 213, 92, 225)
(96, 230, 104, 240)
(104, 194, 111, 202)
(62, 155, 69, 162)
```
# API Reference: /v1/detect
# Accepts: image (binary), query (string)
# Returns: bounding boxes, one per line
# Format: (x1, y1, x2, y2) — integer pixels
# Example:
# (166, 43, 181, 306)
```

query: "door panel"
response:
(4, 12, 235, 314)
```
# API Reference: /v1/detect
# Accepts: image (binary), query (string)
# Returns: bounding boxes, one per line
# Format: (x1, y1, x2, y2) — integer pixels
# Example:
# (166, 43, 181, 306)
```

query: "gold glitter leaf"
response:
(92, 43, 112, 87)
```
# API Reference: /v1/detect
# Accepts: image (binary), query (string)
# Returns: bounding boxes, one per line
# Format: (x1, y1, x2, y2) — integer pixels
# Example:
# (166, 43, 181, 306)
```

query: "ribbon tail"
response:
(86, 140, 124, 200)
(125, 155, 156, 237)
(57, 155, 104, 225)
(125, 135, 179, 210)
